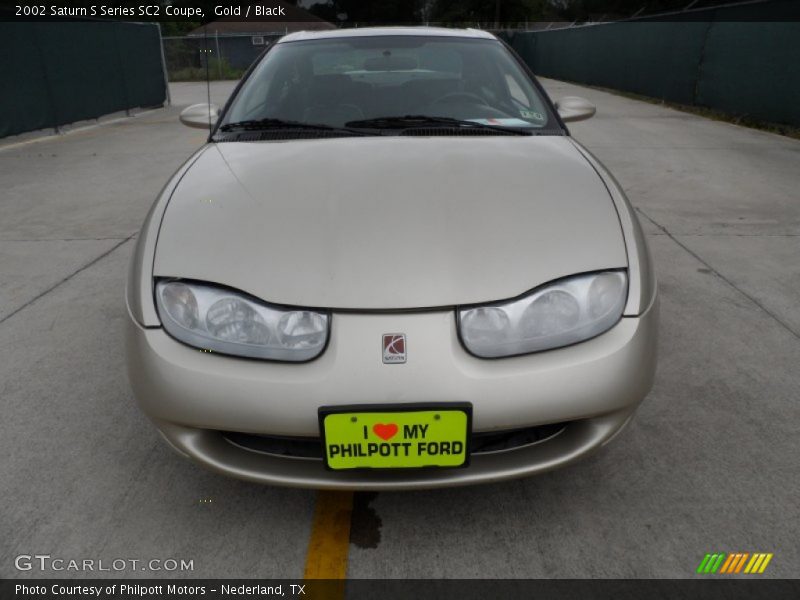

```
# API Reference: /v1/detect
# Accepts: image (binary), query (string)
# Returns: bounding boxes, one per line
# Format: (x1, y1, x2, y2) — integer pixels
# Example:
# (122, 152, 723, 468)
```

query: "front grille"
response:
(222, 422, 567, 460)
(471, 423, 565, 453)
(224, 432, 323, 459)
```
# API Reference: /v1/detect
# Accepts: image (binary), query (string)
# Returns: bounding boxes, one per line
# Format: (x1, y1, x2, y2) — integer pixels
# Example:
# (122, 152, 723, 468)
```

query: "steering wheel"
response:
(430, 92, 491, 107)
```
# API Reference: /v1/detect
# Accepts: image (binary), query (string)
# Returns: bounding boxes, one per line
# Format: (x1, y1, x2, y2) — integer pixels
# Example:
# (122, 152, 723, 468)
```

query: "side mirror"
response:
(555, 96, 596, 123)
(179, 103, 220, 129)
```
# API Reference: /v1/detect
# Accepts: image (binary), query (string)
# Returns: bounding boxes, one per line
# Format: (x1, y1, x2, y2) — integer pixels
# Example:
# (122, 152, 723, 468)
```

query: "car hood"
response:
(154, 136, 626, 309)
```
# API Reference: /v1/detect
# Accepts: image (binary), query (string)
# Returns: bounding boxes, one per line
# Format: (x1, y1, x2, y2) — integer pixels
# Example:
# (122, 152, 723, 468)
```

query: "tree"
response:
(550, 0, 734, 21)
(428, 0, 554, 25)
(307, 0, 425, 24)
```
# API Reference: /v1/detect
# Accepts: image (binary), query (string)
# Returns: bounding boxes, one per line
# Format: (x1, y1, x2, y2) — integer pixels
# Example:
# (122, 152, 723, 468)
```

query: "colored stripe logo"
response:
(696, 552, 773, 574)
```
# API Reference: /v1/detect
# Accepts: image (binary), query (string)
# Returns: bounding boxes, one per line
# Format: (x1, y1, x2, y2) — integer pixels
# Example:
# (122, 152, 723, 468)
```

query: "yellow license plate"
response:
(319, 404, 472, 470)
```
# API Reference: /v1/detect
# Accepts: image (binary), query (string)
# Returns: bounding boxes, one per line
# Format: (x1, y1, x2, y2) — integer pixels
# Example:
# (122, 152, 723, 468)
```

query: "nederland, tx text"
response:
(14, 584, 305, 596)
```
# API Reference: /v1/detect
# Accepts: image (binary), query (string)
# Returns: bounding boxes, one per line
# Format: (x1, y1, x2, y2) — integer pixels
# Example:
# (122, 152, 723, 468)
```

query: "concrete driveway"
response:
(1, 78, 798, 579)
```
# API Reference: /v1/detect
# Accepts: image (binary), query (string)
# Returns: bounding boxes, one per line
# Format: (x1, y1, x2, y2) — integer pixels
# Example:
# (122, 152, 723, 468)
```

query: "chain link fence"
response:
(162, 34, 282, 81)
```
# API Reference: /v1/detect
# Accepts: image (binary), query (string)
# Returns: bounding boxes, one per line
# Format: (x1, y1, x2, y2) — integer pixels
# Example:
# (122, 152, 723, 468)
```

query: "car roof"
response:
(278, 27, 497, 44)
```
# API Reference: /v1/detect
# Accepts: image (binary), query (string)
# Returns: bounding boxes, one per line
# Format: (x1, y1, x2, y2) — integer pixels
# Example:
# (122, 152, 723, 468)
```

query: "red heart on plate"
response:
(373, 423, 398, 441)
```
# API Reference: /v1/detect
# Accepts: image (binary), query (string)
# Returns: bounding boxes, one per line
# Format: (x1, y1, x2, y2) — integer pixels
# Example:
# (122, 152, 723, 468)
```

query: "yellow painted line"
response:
(304, 490, 354, 580)
(758, 553, 773, 573)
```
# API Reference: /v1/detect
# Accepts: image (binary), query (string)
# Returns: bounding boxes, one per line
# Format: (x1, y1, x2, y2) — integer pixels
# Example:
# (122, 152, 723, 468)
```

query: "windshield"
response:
(221, 36, 559, 134)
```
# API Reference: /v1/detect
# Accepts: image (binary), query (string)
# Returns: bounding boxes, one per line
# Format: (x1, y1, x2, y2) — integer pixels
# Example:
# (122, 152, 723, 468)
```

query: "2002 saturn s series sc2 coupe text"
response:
(125, 27, 658, 489)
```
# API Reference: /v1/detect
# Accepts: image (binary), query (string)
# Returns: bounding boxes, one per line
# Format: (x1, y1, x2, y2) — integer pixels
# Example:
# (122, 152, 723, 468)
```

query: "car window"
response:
(505, 74, 530, 108)
(223, 36, 557, 132)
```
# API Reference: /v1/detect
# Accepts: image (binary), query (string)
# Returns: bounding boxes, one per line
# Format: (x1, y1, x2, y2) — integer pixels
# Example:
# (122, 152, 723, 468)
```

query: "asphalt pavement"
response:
(1, 78, 798, 579)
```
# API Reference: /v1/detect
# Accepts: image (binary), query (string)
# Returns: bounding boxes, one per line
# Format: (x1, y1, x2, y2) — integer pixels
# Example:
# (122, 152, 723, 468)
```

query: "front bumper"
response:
(126, 299, 658, 490)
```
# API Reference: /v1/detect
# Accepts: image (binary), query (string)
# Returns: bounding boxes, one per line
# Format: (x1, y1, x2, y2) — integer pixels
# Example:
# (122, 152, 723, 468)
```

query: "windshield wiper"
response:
(217, 118, 378, 136)
(344, 115, 533, 135)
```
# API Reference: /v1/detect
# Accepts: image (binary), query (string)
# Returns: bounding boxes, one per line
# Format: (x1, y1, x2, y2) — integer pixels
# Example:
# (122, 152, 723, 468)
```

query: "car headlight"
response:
(458, 271, 627, 358)
(155, 280, 329, 361)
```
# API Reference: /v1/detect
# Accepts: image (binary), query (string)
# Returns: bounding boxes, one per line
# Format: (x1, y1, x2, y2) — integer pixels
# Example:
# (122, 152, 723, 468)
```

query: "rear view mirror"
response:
(363, 55, 418, 71)
(179, 103, 220, 129)
(555, 96, 596, 123)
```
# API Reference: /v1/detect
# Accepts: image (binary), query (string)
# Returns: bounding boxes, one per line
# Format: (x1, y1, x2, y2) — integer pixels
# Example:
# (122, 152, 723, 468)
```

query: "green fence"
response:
(0, 20, 167, 138)
(503, 0, 800, 127)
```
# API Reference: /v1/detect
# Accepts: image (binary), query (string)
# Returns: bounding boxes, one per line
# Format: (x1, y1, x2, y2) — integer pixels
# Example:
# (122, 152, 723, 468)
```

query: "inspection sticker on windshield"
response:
(468, 118, 532, 127)
(319, 404, 472, 470)
(519, 109, 545, 121)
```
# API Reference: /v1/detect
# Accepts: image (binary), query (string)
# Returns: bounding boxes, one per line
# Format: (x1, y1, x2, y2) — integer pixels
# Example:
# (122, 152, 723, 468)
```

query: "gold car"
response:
(126, 28, 658, 489)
